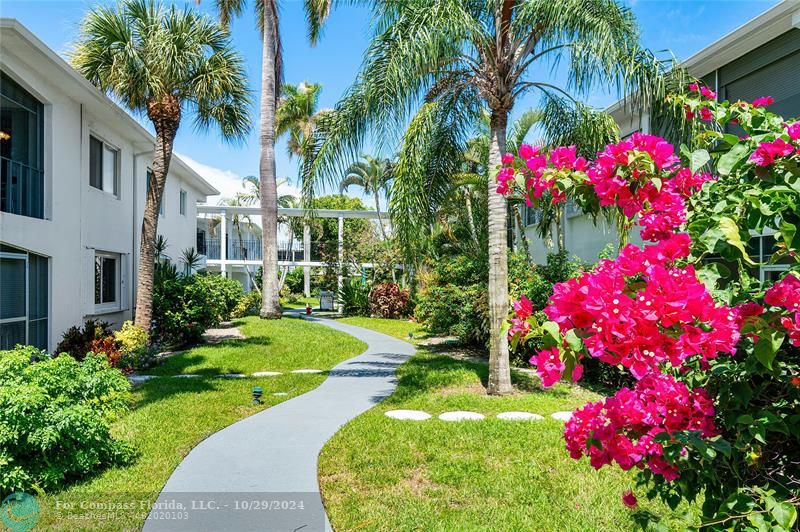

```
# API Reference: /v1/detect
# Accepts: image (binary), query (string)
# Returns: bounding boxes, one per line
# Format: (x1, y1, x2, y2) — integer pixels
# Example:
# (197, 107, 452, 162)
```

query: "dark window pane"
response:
(102, 257, 116, 303)
(0, 257, 26, 320)
(94, 255, 102, 304)
(0, 321, 25, 350)
(90, 136, 103, 190)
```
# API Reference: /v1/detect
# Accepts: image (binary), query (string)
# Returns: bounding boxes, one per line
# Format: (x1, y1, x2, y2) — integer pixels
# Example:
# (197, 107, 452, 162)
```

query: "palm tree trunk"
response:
(555, 205, 565, 253)
(259, 3, 282, 319)
(465, 191, 480, 249)
(373, 190, 387, 240)
(487, 110, 512, 395)
(135, 102, 179, 330)
(513, 204, 532, 262)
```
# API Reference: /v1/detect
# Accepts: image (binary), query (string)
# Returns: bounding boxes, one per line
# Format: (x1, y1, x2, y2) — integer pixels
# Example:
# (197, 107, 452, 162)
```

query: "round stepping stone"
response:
(550, 411, 573, 422)
(252, 371, 282, 377)
(128, 375, 156, 384)
(497, 411, 543, 421)
(272, 392, 289, 396)
(216, 373, 247, 379)
(438, 411, 485, 421)
(174, 374, 200, 378)
(385, 409, 432, 421)
(290, 369, 323, 374)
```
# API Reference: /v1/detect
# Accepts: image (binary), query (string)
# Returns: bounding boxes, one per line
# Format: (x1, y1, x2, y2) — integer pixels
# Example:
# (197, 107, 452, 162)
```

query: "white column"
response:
(337, 216, 344, 308)
(303, 222, 311, 297)
(220, 209, 227, 278)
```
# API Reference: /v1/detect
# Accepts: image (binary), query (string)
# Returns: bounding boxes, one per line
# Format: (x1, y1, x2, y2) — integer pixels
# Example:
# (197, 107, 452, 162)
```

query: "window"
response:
(179, 189, 187, 216)
(146, 170, 164, 216)
(94, 251, 119, 310)
(89, 135, 119, 196)
(1, 71, 44, 218)
(0, 244, 48, 350)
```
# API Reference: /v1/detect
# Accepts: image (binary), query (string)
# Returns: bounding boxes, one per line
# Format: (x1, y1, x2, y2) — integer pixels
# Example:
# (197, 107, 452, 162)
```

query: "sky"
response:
(0, 0, 783, 204)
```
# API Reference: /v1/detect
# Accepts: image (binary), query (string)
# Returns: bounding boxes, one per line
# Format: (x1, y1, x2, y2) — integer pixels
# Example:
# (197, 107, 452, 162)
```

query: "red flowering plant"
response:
(499, 91, 799, 529)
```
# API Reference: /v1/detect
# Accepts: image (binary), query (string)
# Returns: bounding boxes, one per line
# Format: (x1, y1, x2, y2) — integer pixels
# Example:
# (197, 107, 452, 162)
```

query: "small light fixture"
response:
(408, 332, 413, 339)
(252, 386, 263, 404)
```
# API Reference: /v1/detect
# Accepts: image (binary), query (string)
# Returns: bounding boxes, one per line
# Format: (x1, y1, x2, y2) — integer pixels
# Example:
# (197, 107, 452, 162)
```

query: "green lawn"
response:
(36, 317, 365, 530)
(338, 316, 427, 342)
(319, 318, 697, 531)
(147, 316, 363, 375)
(282, 296, 320, 309)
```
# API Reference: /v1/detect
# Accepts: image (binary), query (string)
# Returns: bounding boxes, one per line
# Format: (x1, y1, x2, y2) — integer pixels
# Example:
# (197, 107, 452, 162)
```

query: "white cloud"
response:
(177, 153, 301, 204)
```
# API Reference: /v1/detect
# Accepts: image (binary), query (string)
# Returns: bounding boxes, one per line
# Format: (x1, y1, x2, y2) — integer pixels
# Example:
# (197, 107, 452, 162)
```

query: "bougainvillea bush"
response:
(500, 90, 799, 530)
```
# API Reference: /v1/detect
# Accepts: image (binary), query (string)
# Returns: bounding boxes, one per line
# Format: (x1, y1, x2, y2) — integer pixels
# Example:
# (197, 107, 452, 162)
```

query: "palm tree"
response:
(210, 1, 336, 320)
(276, 82, 327, 160)
(339, 155, 393, 240)
(72, 0, 250, 331)
(306, 0, 678, 395)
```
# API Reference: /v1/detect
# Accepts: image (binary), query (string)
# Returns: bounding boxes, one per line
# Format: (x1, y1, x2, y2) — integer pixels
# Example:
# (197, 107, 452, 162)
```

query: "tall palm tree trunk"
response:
(135, 97, 180, 330)
(373, 190, 388, 240)
(487, 110, 512, 395)
(465, 192, 481, 249)
(513, 204, 532, 262)
(259, 3, 281, 319)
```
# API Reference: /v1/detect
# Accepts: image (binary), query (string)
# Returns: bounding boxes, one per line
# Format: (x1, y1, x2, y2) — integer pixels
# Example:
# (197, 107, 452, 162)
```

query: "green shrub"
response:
(284, 267, 305, 294)
(369, 283, 410, 318)
(338, 278, 370, 316)
(55, 319, 112, 360)
(113, 321, 148, 355)
(0, 347, 133, 493)
(232, 290, 262, 318)
(415, 284, 489, 346)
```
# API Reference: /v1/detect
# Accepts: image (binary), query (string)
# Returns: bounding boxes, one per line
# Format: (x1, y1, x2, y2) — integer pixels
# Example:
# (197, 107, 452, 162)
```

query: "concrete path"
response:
(143, 317, 415, 532)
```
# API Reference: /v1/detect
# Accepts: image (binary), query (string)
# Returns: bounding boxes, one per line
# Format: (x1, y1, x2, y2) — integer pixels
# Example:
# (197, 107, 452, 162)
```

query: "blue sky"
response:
(1, 0, 782, 201)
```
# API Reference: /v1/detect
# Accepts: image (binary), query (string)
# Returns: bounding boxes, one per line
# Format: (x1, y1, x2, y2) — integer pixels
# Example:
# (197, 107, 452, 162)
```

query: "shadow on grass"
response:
(145, 336, 274, 377)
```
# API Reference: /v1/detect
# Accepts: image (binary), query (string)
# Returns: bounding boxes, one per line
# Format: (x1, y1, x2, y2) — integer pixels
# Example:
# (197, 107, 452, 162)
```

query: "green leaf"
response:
(565, 329, 583, 353)
(772, 501, 797, 530)
(717, 143, 750, 176)
(780, 220, 797, 251)
(718, 217, 756, 265)
(690, 149, 710, 173)
(541, 321, 561, 348)
(753, 330, 785, 370)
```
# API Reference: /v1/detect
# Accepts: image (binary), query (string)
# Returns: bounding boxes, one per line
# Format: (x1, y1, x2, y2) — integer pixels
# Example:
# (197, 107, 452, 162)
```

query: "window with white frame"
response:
(94, 251, 120, 311)
(179, 189, 187, 216)
(89, 135, 119, 196)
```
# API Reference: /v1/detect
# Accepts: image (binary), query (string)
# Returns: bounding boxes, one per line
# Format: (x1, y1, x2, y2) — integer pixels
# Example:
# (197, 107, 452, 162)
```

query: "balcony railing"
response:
(199, 237, 320, 262)
(1, 156, 44, 219)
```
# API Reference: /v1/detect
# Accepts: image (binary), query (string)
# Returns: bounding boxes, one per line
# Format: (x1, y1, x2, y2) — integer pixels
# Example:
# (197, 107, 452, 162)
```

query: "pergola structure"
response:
(196, 204, 393, 298)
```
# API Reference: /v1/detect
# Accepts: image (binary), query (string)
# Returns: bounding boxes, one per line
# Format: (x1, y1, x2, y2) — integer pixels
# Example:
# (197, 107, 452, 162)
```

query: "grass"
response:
(147, 316, 364, 375)
(282, 296, 320, 309)
(36, 317, 365, 530)
(319, 318, 696, 531)
(337, 316, 427, 343)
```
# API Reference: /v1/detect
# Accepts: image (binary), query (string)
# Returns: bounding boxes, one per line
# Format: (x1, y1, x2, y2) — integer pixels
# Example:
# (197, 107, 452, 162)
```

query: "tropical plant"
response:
(55, 319, 113, 361)
(504, 94, 800, 529)
(181, 247, 203, 273)
(305, 0, 679, 395)
(209, 0, 337, 320)
(340, 155, 393, 239)
(276, 82, 327, 159)
(0, 347, 133, 493)
(72, 0, 251, 331)
(337, 278, 371, 317)
(369, 282, 410, 318)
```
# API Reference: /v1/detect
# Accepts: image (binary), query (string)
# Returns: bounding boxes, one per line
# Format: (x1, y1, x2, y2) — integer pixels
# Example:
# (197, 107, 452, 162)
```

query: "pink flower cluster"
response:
(564, 373, 717, 481)
(530, 348, 565, 387)
(749, 138, 797, 167)
(764, 275, 800, 347)
(544, 236, 739, 379)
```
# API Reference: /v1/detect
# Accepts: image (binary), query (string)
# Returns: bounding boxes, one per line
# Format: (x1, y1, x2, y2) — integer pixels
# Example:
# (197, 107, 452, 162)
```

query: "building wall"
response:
(0, 36, 209, 351)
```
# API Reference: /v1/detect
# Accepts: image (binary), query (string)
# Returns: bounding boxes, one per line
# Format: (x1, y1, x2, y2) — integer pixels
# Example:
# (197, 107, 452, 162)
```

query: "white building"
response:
(519, 0, 800, 278)
(0, 19, 219, 352)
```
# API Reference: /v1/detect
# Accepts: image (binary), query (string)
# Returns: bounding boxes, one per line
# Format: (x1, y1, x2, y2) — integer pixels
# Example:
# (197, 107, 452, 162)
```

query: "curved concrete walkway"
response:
(143, 317, 415, 532)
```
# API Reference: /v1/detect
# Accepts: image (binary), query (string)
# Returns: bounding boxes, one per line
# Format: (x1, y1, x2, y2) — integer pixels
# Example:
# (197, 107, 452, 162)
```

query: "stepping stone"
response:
(174, 374, 201, 378)
(497, 411, 543, 421)
(252, 371, 282, 377)
(128, 375, 156, 384)
(272, 392, 289, 396)
(550, 411, 573, 422)
(290, 369, 323, 374)
(385, 409, 432, 421)
(216, 373, 248, 379)
(438, 411, 485, 421)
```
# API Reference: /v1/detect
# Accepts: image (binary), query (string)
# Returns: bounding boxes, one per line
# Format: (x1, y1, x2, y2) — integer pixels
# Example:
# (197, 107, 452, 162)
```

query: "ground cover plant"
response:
(501, 92, 800, 529)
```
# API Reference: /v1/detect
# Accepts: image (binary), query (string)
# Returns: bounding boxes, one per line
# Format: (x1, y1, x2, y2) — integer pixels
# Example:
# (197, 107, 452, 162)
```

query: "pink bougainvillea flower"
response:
(571, 364, 584, 382)
(684, 105, 695, 121)
(501, 152, 515, 165)
(749, 138, 795, 166)
(780, 314, 800, 347)
(513, 295, 533, 319)
(622, 490, 638, 509)
(736, 302, 765, 319)
(519, 144, 538, 160)
(786, 122, 800, 141)
(699, 107, 713, 121)
(688, 83, 698, 92)
(764, 275, 800, 312)
(752, 96, 774, 107)
(530, 348, 565, 387)
(700, 86, 716, 99)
